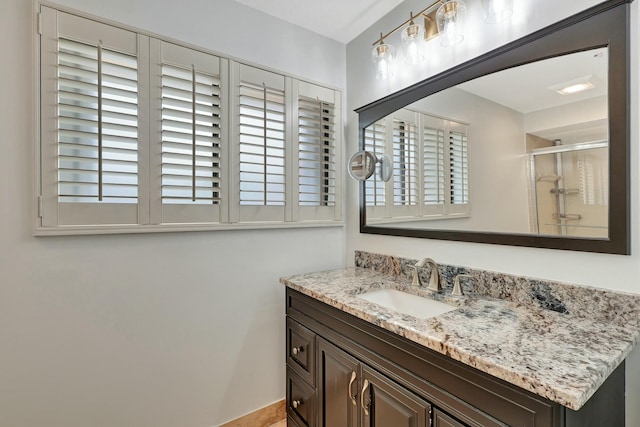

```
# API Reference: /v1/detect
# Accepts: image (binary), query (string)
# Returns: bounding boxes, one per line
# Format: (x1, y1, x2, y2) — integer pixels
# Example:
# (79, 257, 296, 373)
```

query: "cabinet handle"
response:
(348, 371, 357, 406)
(292, 399, 303, 409)
(361, 379, 370, 416)
(292, 346, 304, 355)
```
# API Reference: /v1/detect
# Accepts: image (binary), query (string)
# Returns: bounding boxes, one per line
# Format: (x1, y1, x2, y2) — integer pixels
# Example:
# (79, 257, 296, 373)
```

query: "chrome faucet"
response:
(412, 258, 442, 292)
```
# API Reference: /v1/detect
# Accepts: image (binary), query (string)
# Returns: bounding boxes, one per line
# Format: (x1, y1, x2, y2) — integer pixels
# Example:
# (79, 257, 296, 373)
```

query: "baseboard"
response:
(219, 399, 285, 427)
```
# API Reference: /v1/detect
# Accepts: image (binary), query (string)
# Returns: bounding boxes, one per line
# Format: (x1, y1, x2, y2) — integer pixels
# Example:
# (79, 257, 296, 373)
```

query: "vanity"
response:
(281, 252, 640, 427)
(282, 0, 639, 425)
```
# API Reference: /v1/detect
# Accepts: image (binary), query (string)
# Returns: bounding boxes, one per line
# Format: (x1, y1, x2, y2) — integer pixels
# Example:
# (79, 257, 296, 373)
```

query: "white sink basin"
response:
(358, 288, 456, 319)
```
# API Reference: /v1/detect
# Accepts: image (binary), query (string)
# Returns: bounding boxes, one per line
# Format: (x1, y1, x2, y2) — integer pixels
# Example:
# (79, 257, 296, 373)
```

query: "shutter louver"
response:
(239, 82, 286, 206)
(364, 121, 386, 207)
(298, 97, 336, 207)
(57, 38, 138, 204)
(392, 120, 418, 206)
(423, 126, 445, 205)
(161, 63, 221, 204)
(450, 131, 468, 204)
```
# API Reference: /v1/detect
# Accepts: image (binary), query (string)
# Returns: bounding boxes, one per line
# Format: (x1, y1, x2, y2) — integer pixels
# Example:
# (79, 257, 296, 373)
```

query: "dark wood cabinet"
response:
(433, 409, 468, 427)
(317, 337, 432, 427)
(317, 338, 359, 427)
(361, 365, 431, 427)
(285, 288, 625, 427)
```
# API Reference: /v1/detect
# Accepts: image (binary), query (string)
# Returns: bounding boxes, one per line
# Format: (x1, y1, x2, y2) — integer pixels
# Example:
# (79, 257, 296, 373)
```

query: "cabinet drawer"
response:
(287, 368, 316, 427)
(287, 318, 315, 385)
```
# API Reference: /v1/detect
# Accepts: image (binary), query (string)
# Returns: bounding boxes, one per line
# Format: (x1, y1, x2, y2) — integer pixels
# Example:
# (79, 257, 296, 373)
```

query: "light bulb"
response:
(482, 0, 514, 23)
(371, 43, 396, 80)
(401, 22, 425, 65)
(436, 1, 466, 47)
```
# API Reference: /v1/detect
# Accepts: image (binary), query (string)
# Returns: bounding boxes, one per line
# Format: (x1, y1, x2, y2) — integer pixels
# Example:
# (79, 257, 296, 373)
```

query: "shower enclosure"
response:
(528, 141, 608, 238)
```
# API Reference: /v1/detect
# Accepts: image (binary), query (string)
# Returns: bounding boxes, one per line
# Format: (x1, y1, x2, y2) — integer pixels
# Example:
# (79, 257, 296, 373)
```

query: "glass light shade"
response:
(371, 43, 396, 80)
(401, 22, 425, 65)
(481, 0, 513, 23)
(436, 0, 467, 47)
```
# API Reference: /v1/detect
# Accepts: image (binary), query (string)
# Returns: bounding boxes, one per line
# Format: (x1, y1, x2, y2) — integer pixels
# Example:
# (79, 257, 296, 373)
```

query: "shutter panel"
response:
(449, 130, 468, 205)
(58, 38, 139, 204)
(392, 119, 418, 207)
(364, 120, 386, 208)
(298, 97, 336, 207)
(237, 65, 286, 222)
(423, 125, 445, 214)
(40, 8, 144, 227)
(150, 40, 225, 224)
(296, 81, 341, 222)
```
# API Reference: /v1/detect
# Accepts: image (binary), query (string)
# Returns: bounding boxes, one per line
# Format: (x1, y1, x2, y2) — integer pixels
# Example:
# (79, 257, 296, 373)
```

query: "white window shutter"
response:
(447, 122, 470, 215)
(390, 110, 420, 218)
(364, 120, 386, 208)
(37, 5, 344, 234)
(40, 7, 145, 227)
(235, 64, 287, 223)
(295, 81, 341, 222)
(149, 40, 227, 224)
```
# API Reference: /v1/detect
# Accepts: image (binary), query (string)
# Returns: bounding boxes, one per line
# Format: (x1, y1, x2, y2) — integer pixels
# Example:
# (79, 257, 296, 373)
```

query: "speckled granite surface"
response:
(280, 252, 640, 411)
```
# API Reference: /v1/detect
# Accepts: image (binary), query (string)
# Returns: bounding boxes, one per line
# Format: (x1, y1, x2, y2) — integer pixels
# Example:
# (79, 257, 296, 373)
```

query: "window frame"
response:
(34, 2, 343, 235)
(364, 108, 470, 224)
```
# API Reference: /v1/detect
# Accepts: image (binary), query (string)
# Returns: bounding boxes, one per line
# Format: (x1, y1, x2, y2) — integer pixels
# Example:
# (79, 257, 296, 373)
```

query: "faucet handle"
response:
(453, 274, 472, 296)
(411, 265, 423, 287)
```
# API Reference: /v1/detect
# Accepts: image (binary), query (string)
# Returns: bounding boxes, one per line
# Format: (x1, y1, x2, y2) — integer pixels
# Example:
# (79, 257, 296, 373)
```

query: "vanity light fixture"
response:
(371, 0, 513, 79)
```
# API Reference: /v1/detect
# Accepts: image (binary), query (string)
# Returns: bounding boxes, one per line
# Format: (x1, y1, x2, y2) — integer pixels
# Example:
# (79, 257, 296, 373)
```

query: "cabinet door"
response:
(317, 338, 359, 427)
(360, 366, 431, 427)
(433, 408, 468, 427)
(287, 368, 316, 427)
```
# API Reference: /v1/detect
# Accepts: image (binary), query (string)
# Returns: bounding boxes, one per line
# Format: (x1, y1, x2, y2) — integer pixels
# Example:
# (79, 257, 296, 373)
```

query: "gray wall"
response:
(0, 0, 345, 426)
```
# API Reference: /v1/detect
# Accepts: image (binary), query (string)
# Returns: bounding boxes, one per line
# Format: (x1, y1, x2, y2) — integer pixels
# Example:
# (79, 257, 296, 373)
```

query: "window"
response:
(40, 8, 144, 227)
(151, 40, 226, 224)
(296, 81, 341, 222)
(364, 119, 386, 208)
(364, 108, 469, 222)
(37, 6, 342, 234)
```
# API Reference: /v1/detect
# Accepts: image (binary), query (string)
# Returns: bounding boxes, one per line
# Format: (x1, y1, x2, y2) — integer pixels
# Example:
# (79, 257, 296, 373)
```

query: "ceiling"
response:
(232, 0, 404, 43)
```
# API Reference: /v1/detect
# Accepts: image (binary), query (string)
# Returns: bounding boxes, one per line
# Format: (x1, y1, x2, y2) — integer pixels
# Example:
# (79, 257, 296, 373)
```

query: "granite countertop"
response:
(280, 267, 640, 411)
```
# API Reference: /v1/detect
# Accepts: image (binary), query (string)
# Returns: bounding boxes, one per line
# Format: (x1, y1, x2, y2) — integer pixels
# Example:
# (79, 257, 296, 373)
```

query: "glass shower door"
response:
(530, 142, 608, 238)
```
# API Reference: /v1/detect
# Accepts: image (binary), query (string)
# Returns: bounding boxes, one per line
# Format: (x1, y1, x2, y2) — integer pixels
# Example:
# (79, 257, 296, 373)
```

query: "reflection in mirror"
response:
(363, 47, 610, 239)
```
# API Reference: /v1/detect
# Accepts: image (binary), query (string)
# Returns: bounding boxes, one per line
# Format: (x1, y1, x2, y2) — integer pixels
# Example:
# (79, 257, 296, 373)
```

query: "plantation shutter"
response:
(449, 130, 469, 205)
(422, 111, 447, 216)
(39, 7, 146, 227)
(388, 109, 421, 220)
(236, 65, 286, 222)
(296, 81, 341, 222)
(149, 40, 226, 224)
(364, 120, 386, 208)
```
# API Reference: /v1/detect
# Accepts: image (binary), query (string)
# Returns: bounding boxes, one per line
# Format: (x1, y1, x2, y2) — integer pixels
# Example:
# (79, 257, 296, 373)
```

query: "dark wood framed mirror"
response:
(356, 0, 631, 255)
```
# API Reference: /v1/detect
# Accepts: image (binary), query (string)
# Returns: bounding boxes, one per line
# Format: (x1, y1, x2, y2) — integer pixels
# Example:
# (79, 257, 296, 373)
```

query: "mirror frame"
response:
(356, 0, 631, 255)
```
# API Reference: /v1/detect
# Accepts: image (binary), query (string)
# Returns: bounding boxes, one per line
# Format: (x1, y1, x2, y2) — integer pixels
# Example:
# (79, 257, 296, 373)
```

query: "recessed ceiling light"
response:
(549, 75, 596, 96)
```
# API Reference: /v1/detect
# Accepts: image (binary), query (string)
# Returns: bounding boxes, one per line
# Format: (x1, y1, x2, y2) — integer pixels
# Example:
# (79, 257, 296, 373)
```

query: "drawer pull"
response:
(292, 399, 303, 409)
(348, 371, 357, 406)
(292, 346, 304, 355)
(361, 379, 370, 416)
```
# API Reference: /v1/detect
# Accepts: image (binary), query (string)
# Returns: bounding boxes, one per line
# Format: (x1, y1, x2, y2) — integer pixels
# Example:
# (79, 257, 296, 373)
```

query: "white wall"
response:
(403, 88, 530, 233)
(0, 1, 345, 426)
(346, 0, 640, 425)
